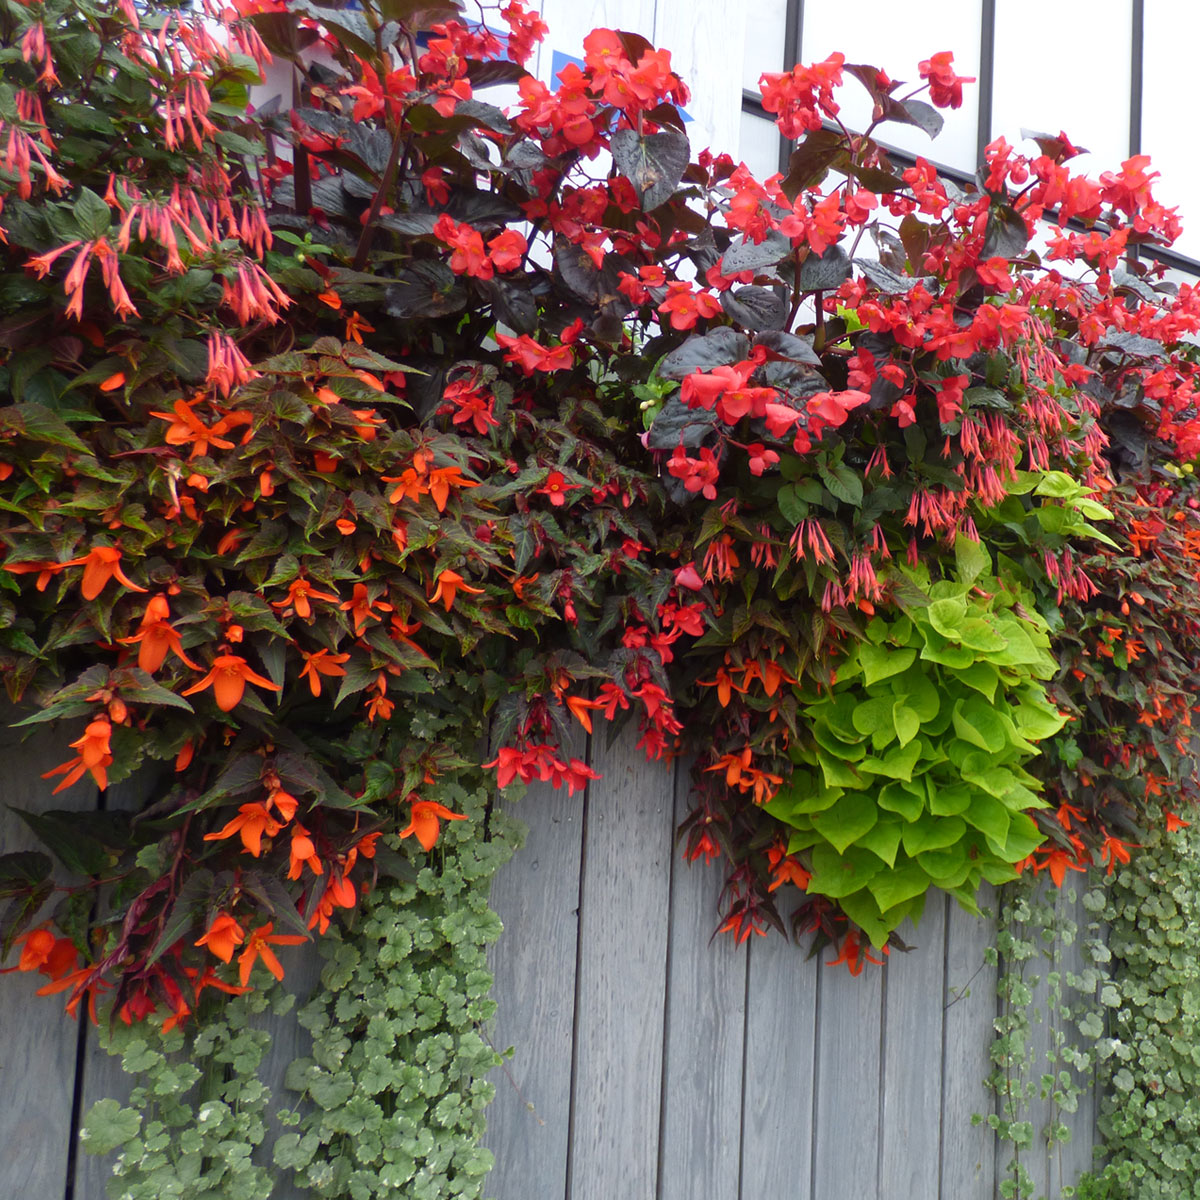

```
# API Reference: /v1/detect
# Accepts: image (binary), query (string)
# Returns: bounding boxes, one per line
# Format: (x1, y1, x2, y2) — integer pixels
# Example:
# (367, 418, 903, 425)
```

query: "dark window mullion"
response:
(976, 0, 996, 165)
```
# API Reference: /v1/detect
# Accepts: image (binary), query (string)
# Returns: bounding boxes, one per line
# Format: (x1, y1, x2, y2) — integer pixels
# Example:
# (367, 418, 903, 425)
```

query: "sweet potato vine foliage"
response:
(2, 0, 1200, 1020)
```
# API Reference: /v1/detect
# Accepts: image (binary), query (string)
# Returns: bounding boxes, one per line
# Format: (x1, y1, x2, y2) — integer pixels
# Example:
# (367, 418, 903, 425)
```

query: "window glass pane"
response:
(1142, 0, 1200, 261)
(743, 0, 789, 92)
(739, 111, 782, 179)
(801, 0, 982, 171)
(992, 0, 1131, 182)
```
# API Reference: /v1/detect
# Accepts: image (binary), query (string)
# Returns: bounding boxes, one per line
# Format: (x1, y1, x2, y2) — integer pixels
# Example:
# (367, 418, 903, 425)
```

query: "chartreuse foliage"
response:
(766, 538, 1064, 946)
(80, 746, 516, 1200)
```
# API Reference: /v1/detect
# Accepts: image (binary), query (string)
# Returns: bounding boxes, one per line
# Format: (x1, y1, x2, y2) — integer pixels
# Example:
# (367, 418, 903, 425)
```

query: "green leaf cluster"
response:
(766, 547, 1065, 945)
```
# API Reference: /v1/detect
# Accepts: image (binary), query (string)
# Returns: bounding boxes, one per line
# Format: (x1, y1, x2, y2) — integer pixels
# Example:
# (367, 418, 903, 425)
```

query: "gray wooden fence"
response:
(0, 717, 1097, 1200)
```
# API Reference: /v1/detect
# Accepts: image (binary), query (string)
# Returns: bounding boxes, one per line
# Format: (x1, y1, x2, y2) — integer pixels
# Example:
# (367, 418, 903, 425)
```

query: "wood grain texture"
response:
(657, 763, 747, 1200)
(811, 938, 885, 1199)
(939, 892, 998, 1200)
(0, 707, 98, 1200)
(252, 943, 325, 1200)
(483, 734, 587, 1200)
(1050, 882, 1100, 1194)
(1019, 883, 1054, 1200)
(566, 722, 675, 1200)
(70, 768, 158, 1200)
(879, 899, 947, 1200)
(738, 926, 817, 1200)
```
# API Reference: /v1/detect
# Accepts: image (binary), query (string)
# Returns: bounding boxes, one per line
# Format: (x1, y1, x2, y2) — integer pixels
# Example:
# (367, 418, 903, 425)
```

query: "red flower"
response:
(918, 51, 975, 110)
(536, 470, 580, 507)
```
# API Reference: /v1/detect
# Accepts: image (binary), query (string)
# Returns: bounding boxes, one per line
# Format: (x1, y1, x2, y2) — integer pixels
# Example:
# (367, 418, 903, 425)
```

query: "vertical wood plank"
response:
(1020, 884, 1054, 1200)
(738, 927, 817, 1200)
(939, 892, 998, 1200)
(811, 941, 885, 1199)
(1049, 882, 1098, 1195)
(657, 765, 747, 1200)
(70, 769, 157, 1200)
(879, 899, 947, 1200)
(483, 735, 587, 1200)
(0, 707, 98, 1200)
(566, 723, 675, 1200)
(251, 945, 325, 1200)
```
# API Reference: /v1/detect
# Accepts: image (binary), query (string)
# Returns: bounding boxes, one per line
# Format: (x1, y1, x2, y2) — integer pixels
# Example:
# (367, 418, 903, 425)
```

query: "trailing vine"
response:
(81, 725, 518, 1200)
(982, 874, 1111, 1200)
(1078, 807, 1200, 1198)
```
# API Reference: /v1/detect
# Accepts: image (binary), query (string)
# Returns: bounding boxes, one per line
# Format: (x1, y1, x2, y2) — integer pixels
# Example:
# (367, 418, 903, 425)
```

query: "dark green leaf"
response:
(610, 128, 690, 211)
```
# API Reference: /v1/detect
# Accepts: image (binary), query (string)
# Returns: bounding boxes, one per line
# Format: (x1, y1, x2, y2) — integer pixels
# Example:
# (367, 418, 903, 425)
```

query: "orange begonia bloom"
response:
(307, 873, 358, 934)
(828, 930, 888, 976)
(194, 913, 245, 963)
(202, 802, 283, 856)
(398, 797, 468, 851)
(118, 595, 201, 673)
(429, 569, 485, 612)
(66, 545, 148, 601)
(1165, 810, 1192, 833)
(298, 648, 350, 697)
(3, 558, 66, 591)
(237, 923, 307, 986)
(339, 582, 392, 635)
(766, 841, 811, 892)
(181, 653, 280, 711)
(287, 824, 324, 879)
(42, 717, 113, 793)
(272, 577, 340, 619)
(150, 397, 245, 460)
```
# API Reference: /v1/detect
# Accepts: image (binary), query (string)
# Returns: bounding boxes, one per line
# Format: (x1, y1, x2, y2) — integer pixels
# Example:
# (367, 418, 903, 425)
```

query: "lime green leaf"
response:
(867, 862, 931, 912)
(859, 642, 916, 686)
(878, 780, 925, 821)
(807, 843, 882, 898)
(810, 792, 879, 854)
(901, 815, 966, 857)
(892, 702, 920, 748)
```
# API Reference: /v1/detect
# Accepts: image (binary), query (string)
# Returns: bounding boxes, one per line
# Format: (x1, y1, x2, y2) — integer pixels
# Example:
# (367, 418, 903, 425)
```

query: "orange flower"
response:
(150, 397, 238, 460)
(339, 582, 392, 634)
(3, 558, 67, 591)
(271, 577, 340, 619)
(828, 930, 888, 976)
(287, 824, 324, 879)
(345, 311, 374, 343)
(42, 717, 113, 793)
(181, 654, 280, 711)
(237, 922, 307, 986)
(298, 647, 351, 697)
(67, 545, 147, 601)
(194, 913, 245, 963)
(1100, 834, 1134, 875)
(429, 568, 484, 612)
(118, 595, 201, 673)
(202, 802, 282, 856)
(308, 874, 357, 934)
(427, 465, 478, 512)
(766, 842, 811, 892)
(1165, 810, 1191, 833)
(399, 796, 468, 851)
(566, 694, 605, 733)
(99, 371, 126, 391)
